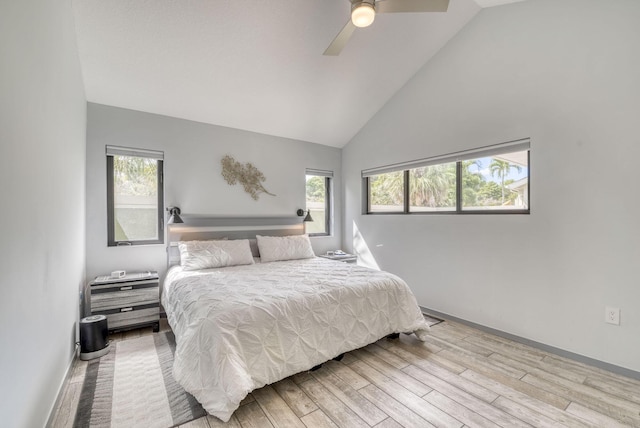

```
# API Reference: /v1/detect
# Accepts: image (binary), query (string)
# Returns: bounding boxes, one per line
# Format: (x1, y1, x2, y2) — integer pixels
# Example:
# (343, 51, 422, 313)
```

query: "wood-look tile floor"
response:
(52, 319, 640, 428)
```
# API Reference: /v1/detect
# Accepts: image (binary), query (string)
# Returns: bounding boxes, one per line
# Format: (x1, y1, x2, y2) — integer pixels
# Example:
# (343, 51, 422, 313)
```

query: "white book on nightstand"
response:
(94, 271, 157, 284)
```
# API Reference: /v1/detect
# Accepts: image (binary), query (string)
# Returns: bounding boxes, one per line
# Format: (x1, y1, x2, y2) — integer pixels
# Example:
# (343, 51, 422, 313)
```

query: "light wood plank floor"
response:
(52, 319, 640, 428)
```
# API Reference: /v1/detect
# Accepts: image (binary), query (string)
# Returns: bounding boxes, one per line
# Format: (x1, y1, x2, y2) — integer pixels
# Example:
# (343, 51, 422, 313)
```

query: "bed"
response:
(162, 216, 430, 422)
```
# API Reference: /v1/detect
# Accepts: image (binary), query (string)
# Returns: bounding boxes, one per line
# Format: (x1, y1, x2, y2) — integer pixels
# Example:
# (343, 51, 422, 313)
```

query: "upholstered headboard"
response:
(167, 216, 305, 267)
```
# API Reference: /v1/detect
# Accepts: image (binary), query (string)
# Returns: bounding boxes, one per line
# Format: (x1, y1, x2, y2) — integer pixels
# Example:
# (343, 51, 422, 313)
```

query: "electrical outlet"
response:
(605, 306, 620, 325)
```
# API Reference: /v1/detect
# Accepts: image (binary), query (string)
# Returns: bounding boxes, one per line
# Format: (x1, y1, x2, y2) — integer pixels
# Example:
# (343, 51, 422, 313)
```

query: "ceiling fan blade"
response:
(323, 20, 357, 56)
(376, 0, 449, 14)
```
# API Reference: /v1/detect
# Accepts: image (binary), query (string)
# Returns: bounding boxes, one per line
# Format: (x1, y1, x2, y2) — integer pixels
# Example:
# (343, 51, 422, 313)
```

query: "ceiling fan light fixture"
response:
(351, 2, 375, 28)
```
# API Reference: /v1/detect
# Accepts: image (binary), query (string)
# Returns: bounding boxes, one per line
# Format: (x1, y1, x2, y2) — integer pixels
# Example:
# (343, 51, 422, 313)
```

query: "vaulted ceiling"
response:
(73, 0, 525, 147)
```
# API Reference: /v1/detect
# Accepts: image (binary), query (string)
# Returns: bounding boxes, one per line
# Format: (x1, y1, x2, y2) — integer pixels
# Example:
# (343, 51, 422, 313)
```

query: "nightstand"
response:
(318, 253, 358, 264)
(89, 271, 160, 333)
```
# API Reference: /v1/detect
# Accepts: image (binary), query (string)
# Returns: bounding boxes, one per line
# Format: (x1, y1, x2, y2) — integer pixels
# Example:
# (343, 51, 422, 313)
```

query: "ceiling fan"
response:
(324, 0, 450, 56)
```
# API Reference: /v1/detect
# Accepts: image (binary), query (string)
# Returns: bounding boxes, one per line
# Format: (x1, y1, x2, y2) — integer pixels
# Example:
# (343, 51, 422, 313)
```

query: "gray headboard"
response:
(167, 216, 305, 267)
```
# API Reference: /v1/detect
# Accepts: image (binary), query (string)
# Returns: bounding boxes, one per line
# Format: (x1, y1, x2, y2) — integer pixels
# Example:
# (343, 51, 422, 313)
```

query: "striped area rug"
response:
(73, 332, 206, 428)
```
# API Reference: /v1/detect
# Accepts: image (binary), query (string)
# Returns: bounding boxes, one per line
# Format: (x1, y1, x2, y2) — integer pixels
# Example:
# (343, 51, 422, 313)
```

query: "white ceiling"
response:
(72, 0, 523, 148)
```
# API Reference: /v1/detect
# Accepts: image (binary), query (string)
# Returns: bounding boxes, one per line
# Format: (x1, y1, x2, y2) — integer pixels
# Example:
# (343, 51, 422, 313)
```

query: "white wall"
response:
(343, 0, 640, 372)
(0, 0, 87, 426)
(86, 103, 342, 284)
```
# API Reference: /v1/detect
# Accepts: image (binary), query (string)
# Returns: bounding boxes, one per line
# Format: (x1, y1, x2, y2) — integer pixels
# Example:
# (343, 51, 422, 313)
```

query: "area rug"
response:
(73, 331, 206, 428)
(74, 316, 444, 427)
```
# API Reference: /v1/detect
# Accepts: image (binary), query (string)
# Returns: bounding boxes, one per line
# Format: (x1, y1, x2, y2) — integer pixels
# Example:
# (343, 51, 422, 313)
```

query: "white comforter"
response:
(162, 257, 430, 422)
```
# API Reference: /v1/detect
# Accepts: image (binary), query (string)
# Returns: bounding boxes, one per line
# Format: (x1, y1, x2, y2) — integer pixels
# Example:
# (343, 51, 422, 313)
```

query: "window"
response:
(409, 163, 456, 212)
(368, 171, 404, 213)
(305, 169, 332, 236)
(363, 139, 530, 214)
(461, 151, 529, 211)
(107, 146, 164, 246)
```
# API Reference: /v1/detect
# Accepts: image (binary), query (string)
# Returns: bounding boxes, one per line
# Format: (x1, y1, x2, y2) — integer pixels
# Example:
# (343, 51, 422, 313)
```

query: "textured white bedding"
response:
(162, 257, 430, 422)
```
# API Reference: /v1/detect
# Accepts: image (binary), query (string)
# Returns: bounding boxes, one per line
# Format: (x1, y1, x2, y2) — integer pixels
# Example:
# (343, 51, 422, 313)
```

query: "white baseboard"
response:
(45, 344, 79, 428)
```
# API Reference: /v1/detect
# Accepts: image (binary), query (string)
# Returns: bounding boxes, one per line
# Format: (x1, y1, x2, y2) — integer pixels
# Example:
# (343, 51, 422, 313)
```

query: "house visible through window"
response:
(107, 146, 164, 246)
(364, 139, 530, 214)
(461, 150, 529, 211)
(305, 169, 332, 236)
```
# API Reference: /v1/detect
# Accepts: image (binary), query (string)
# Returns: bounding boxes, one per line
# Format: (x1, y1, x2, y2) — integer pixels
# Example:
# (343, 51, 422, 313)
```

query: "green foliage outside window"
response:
(305, 174, 331, 235)
(114, 156, 158, 197)
(410, 163, 456, 209)
(305, 176, 326, 203)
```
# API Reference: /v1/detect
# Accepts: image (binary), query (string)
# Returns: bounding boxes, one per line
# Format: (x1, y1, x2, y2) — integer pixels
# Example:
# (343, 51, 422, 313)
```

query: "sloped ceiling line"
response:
(73, 0, 524, 147)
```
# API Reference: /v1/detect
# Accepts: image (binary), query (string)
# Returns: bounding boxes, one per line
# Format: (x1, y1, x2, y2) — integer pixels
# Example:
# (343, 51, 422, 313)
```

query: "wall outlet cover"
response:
(605, 306, 620, 325)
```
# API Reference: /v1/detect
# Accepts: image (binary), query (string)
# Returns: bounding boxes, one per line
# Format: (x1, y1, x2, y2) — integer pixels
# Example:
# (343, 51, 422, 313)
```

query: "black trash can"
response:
(79, 315, 109, 360)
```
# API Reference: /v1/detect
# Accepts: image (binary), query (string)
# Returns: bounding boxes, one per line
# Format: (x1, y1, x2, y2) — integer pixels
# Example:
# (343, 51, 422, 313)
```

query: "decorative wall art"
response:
(221, 155, 276, 200)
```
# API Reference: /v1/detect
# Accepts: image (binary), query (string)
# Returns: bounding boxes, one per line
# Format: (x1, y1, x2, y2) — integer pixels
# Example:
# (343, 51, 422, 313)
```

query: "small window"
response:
(305, 169, 332, 236)
(363, 139, 530, 215)
(107, 146, 164, 246)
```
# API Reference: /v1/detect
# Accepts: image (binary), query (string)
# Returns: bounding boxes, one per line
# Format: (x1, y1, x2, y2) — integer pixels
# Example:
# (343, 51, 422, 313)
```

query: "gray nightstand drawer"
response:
(89, 272, 160, 332)
(101, 306, 160, 330)
(91, 281, 159, 312)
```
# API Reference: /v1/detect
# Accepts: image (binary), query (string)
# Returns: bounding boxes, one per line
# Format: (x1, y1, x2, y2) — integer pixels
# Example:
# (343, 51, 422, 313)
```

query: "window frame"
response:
(363, 140, 530, 215)
(106, 146, 165, 246)
(305, 169, 333, 237)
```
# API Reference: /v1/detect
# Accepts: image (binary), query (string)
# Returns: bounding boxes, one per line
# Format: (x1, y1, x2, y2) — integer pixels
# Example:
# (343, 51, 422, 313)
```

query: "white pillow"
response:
(178, 239, 254, 271)
(256, 234, 315, 262)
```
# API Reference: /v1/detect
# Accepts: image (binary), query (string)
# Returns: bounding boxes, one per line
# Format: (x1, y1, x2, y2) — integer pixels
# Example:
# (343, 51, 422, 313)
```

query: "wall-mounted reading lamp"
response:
(296, 209, 314, 222)
(167, 206, 184, 224)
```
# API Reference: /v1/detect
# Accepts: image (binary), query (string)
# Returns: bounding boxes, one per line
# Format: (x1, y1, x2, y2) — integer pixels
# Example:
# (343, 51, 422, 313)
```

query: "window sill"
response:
(108, 242, 165, 248)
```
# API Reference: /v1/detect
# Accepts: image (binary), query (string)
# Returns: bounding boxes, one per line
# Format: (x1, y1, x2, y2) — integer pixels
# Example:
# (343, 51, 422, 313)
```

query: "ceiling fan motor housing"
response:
(351, 0, 376, 28)
(351, 0, 376, 8)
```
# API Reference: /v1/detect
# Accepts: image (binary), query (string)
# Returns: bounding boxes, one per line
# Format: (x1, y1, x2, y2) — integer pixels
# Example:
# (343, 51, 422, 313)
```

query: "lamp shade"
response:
(351, 2, 375, 28)
(297, 208, 314, 222)
(167, 207, 184, 224)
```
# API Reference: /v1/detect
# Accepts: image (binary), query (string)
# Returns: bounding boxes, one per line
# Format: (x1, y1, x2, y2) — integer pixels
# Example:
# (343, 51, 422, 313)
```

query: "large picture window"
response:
(364, 139, 530, 215)
(107, 146, 164, 246)
(305, 169, 332, 236)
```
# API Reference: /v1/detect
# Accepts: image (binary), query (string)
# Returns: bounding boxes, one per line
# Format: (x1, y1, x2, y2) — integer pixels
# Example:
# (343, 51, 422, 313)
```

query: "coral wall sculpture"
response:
(221, 155, 276, 200)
